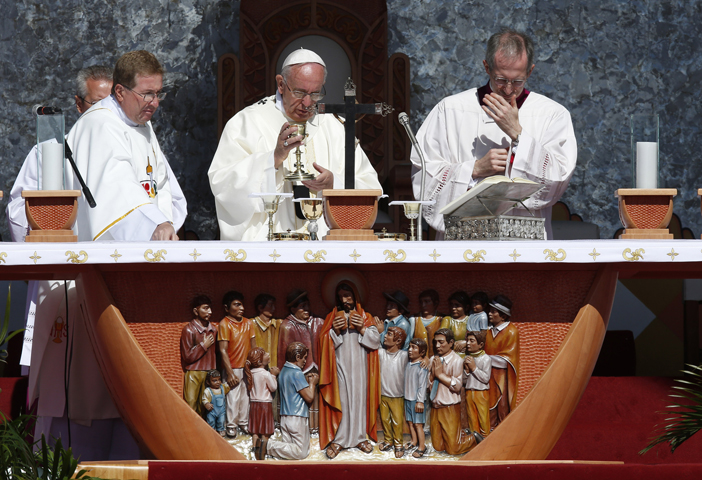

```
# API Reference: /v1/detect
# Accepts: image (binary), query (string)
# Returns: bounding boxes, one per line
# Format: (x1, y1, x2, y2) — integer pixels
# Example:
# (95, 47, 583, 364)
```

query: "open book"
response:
(438, 176, 544, 218)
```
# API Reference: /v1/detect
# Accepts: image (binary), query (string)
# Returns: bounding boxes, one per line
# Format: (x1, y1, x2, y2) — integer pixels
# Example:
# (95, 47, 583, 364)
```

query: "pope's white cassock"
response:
(209, 92, 382, 241)
(5, 96, 186, 460)
(411, 87, 577, 239)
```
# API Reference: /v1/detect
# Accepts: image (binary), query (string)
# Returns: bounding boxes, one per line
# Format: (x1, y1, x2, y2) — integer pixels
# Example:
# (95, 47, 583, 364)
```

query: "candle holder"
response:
(631, 114, 659, 188)
(389, 200, 435, 241)
(284, 122, 315, 184)
(249, 193, 293, 241)
(616, 188, 675, 239)
(294, 197, 324, 240)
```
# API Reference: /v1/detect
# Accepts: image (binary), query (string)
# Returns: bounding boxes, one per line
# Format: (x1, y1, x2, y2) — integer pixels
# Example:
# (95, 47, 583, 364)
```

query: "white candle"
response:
(41, 142, 64, 190)
(636, 141, 658, 189)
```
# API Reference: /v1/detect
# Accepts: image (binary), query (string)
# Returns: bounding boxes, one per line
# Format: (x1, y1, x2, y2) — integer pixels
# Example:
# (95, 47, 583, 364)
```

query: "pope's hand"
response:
(482, 92, 522, 141)
(473, 148, 508, 178)
(274, 122, 304, 169)
(151, 222, 178, 241)
(302, 163, 334, 192)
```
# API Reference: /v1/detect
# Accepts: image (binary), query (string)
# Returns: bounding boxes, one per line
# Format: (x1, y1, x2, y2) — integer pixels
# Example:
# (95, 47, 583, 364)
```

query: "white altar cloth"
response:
(0, 239, 699, 266)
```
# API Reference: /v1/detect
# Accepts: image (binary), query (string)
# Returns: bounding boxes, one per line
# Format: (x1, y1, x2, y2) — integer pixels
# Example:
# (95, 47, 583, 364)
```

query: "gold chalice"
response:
(295, 197, 324, 240)
(389, 200, 435, 241)
(249, 192, 293, 241)
(284, 122, 314, 184)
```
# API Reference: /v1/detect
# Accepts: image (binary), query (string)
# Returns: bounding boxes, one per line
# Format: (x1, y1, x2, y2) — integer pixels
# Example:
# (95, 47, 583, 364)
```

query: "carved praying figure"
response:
(463, 330, 492, 440)
(180, 295, 217, 417)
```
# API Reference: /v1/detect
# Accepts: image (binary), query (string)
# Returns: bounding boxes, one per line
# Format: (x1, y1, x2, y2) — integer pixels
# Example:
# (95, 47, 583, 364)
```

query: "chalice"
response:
(284, 122, 315, 184)
(294, 197, 324, 240)
(389, 200, 435, 241)
(249, 192, 293, 241)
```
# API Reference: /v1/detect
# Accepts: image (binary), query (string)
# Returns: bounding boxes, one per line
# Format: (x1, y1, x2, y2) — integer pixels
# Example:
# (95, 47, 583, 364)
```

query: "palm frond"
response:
(640, 364, 702, 455)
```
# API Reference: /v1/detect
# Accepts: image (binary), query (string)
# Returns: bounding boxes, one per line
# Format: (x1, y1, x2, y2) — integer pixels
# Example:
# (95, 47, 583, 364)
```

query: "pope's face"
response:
(75, 77, 112, 115)
(483, 50, 534, 103)
(115, 73, 163, 125)
(292, 300, 311, 322)
(276, 63, 325, 123)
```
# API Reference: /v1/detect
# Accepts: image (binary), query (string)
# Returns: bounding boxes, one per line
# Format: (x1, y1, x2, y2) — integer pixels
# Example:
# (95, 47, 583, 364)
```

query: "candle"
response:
(636, 142, 657, 189)
(41, 142, 64, 190)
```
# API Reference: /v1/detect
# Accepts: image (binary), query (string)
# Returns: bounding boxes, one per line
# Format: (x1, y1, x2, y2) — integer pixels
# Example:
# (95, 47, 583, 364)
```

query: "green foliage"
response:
(0, 284, 24, 364)
(640, 364, 702, 455)
(0, 413, 99, 480)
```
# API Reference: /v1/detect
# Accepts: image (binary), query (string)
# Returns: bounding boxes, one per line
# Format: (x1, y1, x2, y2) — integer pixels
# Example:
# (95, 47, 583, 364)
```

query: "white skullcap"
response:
(281, 48, 326, 69)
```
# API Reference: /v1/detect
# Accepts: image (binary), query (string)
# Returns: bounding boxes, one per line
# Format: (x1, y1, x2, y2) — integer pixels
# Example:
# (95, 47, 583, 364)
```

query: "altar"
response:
(8, 237, 702, 477)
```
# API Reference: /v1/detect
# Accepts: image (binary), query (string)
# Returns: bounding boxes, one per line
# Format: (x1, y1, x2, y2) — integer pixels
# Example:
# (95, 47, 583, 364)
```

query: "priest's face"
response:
(483, 50, 534, 103)
(75, 77, 112, 115)
(276, 63, 325, 123)
(115, 73, 163, 125)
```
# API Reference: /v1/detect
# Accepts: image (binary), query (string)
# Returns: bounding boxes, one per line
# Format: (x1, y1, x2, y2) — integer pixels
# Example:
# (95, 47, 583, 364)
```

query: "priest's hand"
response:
(151, 222, 178, 241)
(302, 163, 334, 192)
(274, 122, 304, 169)
(473, 148, 508, 178)
(482, 92, 522, 141)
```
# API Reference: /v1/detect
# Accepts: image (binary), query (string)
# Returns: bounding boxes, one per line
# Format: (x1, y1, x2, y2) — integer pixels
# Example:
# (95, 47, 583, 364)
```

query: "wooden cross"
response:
(316, 78, 393, 189)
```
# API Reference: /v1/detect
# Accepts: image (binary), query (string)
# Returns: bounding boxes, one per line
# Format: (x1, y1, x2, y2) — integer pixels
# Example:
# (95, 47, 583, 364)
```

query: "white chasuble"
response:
(411, 88, 577, 239)
(66, 95, 174, 241)
(209, 93, 382, 241)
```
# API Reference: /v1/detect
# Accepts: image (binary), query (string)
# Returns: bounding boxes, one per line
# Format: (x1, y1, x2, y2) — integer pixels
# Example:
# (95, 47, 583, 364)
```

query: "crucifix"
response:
(316, 78, 394, 189)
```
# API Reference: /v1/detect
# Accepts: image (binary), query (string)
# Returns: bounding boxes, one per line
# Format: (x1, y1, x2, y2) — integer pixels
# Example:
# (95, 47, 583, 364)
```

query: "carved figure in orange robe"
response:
(484, 295, 519, 429)
(318, 281, 381, 459)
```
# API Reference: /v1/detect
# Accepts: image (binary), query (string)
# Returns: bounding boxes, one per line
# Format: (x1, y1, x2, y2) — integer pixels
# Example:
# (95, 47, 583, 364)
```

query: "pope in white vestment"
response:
(209, 49, 382, 241)
(411, 30, 577, 239)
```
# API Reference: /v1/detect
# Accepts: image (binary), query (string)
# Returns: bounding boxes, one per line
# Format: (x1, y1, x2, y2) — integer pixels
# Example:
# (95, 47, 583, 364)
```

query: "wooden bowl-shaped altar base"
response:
(616, 188, 676, 239)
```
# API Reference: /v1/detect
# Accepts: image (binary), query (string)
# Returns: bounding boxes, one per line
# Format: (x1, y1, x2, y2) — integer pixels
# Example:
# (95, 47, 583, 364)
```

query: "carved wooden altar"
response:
(217, 0, 413, 234)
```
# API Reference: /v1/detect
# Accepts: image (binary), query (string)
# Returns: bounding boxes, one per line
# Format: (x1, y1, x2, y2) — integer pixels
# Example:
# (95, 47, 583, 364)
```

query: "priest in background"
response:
(209, 48, 382, 241)
(411, 28, 577, 239)
(67, 50, 185, 241)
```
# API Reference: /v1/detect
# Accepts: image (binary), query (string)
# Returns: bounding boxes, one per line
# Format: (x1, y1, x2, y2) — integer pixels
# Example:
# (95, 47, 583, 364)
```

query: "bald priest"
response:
(209, 48, 382, 241)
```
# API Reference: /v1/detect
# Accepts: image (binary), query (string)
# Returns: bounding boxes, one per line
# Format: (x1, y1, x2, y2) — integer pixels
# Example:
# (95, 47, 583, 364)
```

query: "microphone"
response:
(33, 105, 63, 115)
(398, 112, 426, 241)
(64, 141, 97, 208)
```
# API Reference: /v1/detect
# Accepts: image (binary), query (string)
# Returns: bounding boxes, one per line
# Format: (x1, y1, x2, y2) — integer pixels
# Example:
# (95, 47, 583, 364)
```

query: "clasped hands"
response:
(274, 122, 333, 191)
(473, 92, 523, 179)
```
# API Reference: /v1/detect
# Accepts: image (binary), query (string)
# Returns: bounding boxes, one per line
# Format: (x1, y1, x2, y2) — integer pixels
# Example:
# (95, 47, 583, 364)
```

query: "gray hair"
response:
(75, 65, 113, 98)
(281, 62, 328, 85)
(485, 28, 534, 71)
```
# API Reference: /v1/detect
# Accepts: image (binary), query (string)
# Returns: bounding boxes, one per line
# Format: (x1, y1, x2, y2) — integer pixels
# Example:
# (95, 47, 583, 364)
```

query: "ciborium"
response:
(284, 122, 314, 184)
(294, 197, 324, 240)
(249, 192, 293, 241)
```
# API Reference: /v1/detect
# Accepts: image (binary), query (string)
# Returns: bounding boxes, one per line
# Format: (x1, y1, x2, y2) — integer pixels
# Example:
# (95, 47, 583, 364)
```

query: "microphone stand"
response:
(398, 112, 426, 241)
(63, 142, 96, 208)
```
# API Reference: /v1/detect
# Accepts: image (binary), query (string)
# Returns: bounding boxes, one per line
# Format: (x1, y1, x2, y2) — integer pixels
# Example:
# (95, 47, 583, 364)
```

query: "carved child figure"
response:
(467, 292, 489, 332)
(463, 331, 492, 440)
(180, 295, 217, 416)
(218, 291, 256, 438)
(404, 338, 430, 458)
(429, 328, 477, 455)
(202, 369, 231, 436)
(245, 347, 279, 460)
(267, 342, 319, 460)
(485, 295, 519, 429)
(376, 325, 409, 458)
(252, 293, 282, 422)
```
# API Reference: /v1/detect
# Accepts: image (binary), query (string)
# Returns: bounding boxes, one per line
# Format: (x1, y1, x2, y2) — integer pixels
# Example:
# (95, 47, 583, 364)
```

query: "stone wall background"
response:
(1, 0, 700, 240)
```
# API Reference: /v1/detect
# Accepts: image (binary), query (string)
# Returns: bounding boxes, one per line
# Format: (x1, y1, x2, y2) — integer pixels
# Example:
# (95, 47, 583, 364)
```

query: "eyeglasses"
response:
(282, 78, 325, 102)
(492, 76, 526, 88)
(122, 85, 167, 103)
(77, 96, 99, 106)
